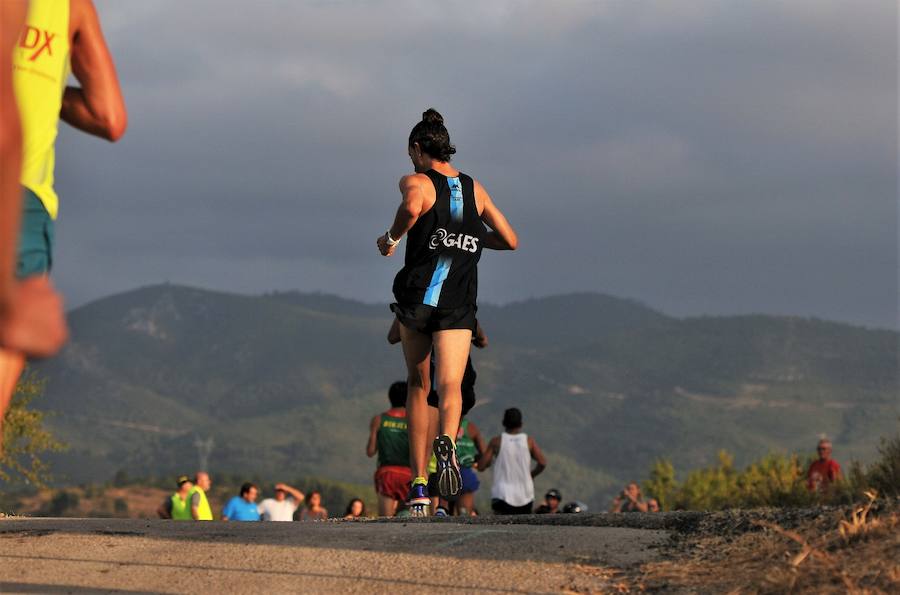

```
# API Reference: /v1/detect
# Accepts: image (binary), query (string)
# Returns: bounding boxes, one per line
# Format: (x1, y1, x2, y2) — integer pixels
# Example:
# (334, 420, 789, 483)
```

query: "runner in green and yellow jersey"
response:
(454, 417, 486, 516)
(367, 381, 413, 516)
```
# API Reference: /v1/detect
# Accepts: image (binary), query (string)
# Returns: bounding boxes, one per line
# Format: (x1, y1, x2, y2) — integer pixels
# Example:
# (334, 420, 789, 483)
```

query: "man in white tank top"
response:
(478, 408, 547, 515)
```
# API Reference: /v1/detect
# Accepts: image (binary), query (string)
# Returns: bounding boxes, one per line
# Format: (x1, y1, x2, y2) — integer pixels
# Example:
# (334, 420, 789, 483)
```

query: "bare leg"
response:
(458, 491, 475, 515)
(398, 323, 432, 480)
(432, 329, 472, 440)
(426, 406, 439, 450)
(427, 405, 439, 509)
(377, 495, 398, 517)
(0, 349, 25, 454)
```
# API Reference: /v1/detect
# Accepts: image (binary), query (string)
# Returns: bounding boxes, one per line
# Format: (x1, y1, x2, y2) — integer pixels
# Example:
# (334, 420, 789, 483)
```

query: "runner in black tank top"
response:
(377, 109, 518, 516)
(392, 170, 484, 318)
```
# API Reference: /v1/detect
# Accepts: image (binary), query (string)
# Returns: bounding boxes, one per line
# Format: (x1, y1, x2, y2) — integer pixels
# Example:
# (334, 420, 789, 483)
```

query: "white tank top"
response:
(490, 432, 534, 506)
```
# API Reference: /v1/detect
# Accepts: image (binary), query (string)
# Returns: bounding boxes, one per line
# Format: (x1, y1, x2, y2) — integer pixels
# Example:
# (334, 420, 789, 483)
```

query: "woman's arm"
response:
(472, 321, 488, 349)
(475, 181, 518, 251)
(377, 174, 432, 256)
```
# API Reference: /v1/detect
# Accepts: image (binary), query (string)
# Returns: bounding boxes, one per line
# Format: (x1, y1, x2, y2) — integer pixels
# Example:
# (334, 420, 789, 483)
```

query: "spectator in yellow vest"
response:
(157, 476, 193, 520)
(189, 471, 214, 521)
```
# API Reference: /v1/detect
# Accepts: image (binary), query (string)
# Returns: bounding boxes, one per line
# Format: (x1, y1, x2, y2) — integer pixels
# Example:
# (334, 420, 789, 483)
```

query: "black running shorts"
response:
(391, 302, 477, 335)
(491, 499, 534, 515)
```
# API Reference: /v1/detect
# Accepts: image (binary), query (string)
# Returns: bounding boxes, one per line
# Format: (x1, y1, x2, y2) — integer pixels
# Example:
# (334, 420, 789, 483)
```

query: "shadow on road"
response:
(0, 515, 671, 566)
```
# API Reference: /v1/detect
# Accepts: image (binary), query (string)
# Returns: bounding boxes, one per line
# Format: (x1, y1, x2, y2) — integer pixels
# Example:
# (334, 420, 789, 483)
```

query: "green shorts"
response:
(17, 187, 54, 279)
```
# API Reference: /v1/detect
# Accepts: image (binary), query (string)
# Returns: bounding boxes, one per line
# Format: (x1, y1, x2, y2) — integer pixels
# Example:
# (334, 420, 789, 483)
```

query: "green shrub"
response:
(113, 497, 129, 515)
(1, 370, 66, 487)
(867, 433, 900, 498)
(644, 459, 677, 511)
(642, 434, 899, 511)
(113, 469, 131, 487)
(46, 490, 80, 516)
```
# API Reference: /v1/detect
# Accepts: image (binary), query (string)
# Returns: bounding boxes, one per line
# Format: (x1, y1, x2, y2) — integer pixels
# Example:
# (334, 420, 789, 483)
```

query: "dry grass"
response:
(623, 496, 900, 594)
(12, 485, 173, 518)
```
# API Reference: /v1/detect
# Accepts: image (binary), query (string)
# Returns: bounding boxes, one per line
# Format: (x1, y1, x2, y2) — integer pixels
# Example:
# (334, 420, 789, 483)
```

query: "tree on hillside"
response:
(0, 370, 65, 486)
(644, 459, 677, 511)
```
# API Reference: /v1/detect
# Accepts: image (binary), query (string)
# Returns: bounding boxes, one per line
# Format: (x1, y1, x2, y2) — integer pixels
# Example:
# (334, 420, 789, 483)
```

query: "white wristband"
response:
(385, 231, 401, 246)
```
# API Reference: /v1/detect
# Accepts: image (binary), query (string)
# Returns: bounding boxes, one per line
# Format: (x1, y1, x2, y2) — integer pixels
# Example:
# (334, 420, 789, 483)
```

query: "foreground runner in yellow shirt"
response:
(0, 0, 68, 455)
(0, 0, 126, 450)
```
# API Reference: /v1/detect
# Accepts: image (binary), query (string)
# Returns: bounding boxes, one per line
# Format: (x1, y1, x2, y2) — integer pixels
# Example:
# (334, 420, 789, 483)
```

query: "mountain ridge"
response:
(25, 283, 898, 509)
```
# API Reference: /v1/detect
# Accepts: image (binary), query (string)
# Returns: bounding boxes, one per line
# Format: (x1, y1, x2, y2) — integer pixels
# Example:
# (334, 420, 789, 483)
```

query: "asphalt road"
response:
(0, 516, 669, 594)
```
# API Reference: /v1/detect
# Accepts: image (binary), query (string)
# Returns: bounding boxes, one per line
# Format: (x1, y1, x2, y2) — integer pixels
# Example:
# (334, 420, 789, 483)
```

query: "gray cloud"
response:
(52, 0, 897, 328)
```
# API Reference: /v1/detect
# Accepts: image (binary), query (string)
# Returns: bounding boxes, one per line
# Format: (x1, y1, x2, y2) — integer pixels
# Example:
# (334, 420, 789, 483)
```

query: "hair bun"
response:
(422, 108, 444, 126)
(409, 109, 455, 161)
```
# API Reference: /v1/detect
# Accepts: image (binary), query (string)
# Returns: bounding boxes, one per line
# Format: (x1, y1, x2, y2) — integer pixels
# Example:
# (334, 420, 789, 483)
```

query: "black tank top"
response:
(392, 170, 485, 309)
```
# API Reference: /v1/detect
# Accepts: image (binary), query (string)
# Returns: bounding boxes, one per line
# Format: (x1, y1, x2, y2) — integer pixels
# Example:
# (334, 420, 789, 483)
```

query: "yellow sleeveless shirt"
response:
(13, 0, 71, 220)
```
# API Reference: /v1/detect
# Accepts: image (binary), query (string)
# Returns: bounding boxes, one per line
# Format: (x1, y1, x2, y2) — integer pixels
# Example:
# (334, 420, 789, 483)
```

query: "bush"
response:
(1, 370, 66, 487)
(735, 453, 813, 508)
(113, 497, 129, 515)
(867, 433, 900, 498)
(46, 490, 80, 516)
(644, 459, 677, 511)
(643, 451, 855, 511)
(113, 469, 131, 487)
(641, 435, 898, 511)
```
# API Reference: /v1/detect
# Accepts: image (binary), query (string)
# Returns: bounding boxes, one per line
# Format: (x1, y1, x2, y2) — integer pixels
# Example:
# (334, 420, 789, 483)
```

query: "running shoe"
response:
(406, 483, 431, 508)
(434, 506, 449, 517)
(433, 434, 462, 499)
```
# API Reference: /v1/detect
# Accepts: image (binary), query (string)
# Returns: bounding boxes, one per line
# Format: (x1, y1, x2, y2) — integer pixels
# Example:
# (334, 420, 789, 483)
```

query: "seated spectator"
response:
(301, 490, 328, 521)
(610, 482, 649, 513)
(258, 483, 304, 521)
(157, 476, 193, 520)
(535, 489, 562, 514)
(647, 498, 660, 512)
(344, 498, 366, 519)
(807, 438, 841, 491)
(222, 482, 261, 521)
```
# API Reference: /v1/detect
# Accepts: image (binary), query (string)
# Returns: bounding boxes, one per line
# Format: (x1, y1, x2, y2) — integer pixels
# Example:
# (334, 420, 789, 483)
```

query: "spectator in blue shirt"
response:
(222, 482, 261, 521)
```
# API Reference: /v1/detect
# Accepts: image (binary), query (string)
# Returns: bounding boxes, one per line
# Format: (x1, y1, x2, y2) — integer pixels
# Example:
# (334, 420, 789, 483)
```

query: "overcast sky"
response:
(52, 0, 897, 328)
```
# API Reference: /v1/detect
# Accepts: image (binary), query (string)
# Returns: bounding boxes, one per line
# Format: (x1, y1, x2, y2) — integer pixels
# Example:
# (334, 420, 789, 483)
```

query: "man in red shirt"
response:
(807, 438, 841, 491)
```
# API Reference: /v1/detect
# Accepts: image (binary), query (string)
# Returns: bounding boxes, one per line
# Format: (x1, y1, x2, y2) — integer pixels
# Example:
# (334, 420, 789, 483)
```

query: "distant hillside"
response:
(24, 284, 899, 510)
